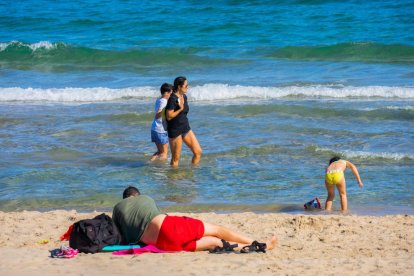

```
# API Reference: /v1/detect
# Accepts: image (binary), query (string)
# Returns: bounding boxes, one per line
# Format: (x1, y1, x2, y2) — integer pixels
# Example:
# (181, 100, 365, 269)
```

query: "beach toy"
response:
(304, 197, 321, 209)
(36, 239, 49, 245)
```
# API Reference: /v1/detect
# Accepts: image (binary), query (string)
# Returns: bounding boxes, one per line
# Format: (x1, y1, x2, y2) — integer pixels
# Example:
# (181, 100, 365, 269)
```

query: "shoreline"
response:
(0, 210, 413, 275)
(1, 202, 413, 217)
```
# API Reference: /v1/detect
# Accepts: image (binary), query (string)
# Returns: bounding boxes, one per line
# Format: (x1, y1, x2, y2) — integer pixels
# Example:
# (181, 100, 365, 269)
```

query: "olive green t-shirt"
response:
(112, 195, 161, 244)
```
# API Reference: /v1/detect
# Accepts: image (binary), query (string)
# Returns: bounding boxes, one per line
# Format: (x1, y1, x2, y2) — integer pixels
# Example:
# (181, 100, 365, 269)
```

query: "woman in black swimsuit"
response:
(165, 76, 202, 167)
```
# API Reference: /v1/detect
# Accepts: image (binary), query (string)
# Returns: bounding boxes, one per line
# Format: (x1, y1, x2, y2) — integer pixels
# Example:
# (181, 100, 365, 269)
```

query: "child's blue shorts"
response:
(151, 130, 169, 145)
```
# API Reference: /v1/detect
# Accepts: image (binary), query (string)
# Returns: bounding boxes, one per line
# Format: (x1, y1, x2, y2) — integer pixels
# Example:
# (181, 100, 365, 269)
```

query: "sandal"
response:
(209, 239, 238, 254)
(240, 241, 267, 253)
(50, 245, 79, 258)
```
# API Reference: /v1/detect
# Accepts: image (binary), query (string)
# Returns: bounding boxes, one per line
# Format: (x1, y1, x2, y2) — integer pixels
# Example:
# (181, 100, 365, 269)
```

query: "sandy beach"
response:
(0, 210, 412, 275)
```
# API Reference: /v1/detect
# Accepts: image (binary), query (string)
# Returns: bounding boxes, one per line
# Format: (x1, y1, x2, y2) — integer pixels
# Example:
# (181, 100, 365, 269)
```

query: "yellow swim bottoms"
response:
(325, 170, 344, 185)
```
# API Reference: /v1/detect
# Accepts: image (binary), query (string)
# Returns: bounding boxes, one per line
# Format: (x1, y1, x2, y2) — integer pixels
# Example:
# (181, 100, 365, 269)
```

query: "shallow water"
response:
(1, 0, 413, 214)
(1, 97, 413, 214)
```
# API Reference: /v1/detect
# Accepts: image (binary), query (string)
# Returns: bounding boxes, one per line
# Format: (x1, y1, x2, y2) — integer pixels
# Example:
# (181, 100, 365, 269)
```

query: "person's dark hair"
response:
(123, 186, 140, 199)
(160, 83, 173, 95)
(173, 76, 187, 92)
(329, 156, 341, 164)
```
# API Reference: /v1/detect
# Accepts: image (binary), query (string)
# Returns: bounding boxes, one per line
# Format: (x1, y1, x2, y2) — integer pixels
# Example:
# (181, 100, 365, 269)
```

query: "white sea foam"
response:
(188, 84, 414, 100)
(0, 84, 413, 102)
(0, 41, 14, 51)
(342, 150, 414, 161)
(28, 41, 57, 50)
(0, 41, 60, 51)
(359, 105, 414, 111)
(314, 147, 414, 161)
(384, 105, 414, 111)
(0, 87, 157, 102)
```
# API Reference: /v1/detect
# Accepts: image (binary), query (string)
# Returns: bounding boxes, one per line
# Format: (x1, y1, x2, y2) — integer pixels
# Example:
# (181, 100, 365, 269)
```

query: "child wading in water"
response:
(150, 83, 173, 161)
(325, 156, 364, 212)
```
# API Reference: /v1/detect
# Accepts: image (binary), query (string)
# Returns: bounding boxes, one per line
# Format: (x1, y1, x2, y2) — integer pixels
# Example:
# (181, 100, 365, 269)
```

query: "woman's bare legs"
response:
(169, 135, 183, 167)
(325, 178, 347, 212)
(182, 130, 202, 165)
(325, 181, 335, 211)
(169, 130, 202, 167)
(336, 178, 348, 212)
(195, 223, 277, 251)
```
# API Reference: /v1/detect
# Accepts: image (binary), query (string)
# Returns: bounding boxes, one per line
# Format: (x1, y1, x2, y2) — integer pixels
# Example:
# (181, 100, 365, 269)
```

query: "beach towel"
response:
(112, 245, 173, 255)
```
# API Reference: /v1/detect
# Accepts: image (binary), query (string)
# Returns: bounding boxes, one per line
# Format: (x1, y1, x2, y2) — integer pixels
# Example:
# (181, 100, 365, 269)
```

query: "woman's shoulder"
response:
(327, 159, 347, 170)
(167, 93, 178, 102)
(332, 159, 347, 164)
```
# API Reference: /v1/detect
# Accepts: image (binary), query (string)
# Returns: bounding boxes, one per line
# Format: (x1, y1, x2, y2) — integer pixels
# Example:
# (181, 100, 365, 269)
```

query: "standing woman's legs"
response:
(169, 135, 183, 167)
(336, 178, 348, 211)
(182, 130, 202, 165)
(325, 181, 335, 210)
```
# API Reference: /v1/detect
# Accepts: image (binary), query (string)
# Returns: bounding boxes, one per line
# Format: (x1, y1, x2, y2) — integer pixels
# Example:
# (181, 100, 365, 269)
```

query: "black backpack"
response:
(69, 213, 121, 253)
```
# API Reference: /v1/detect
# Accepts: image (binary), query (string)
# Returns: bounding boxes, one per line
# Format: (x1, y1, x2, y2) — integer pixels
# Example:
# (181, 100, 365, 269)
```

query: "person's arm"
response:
(155, 100, 167, 119)
(166, 96, 184, 121)
(345, 160, 363, 188)
(155, 109, 163, 119)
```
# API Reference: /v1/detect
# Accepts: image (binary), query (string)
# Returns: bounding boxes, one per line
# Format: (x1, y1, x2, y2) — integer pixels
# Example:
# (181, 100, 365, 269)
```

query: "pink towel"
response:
(112, 245, 173, 255)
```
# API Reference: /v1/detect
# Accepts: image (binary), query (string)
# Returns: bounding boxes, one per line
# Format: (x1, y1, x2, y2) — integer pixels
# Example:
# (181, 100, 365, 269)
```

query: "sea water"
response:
(1, 0, 413, 214)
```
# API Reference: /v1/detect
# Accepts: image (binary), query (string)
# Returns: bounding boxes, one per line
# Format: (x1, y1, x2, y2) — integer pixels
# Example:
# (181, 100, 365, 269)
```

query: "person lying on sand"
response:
(112, 186, 277, 253)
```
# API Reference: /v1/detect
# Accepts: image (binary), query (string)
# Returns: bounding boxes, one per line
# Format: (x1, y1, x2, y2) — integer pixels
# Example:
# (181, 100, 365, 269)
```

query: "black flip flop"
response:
(240, 240, 267, 253)
(209, 239, 238, 254)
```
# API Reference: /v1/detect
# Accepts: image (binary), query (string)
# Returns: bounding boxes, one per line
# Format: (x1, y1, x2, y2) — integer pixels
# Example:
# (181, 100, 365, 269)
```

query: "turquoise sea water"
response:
(1, 0, 413, 214)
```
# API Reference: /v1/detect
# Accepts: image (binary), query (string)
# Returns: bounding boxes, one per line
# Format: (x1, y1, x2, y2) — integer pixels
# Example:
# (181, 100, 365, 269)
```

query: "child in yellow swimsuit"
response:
(325, 156, 364, 212)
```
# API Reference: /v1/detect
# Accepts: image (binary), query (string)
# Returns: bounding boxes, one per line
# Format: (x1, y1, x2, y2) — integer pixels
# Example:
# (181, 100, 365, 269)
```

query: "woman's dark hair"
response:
(329, 156, 341, 164)
(173, 76, 187, 92)
(123, 186, 140, 199)
(160, 83, 173, 95)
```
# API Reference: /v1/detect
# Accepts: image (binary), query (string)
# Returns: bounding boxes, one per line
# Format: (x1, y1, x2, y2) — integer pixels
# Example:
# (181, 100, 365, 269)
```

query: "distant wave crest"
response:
(312, 146, 414, 161)
(2, 41, 414, 73)
(0, 40, 58, 51)
(0, 84, 413, 102)
(0, 41, 220, 71)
